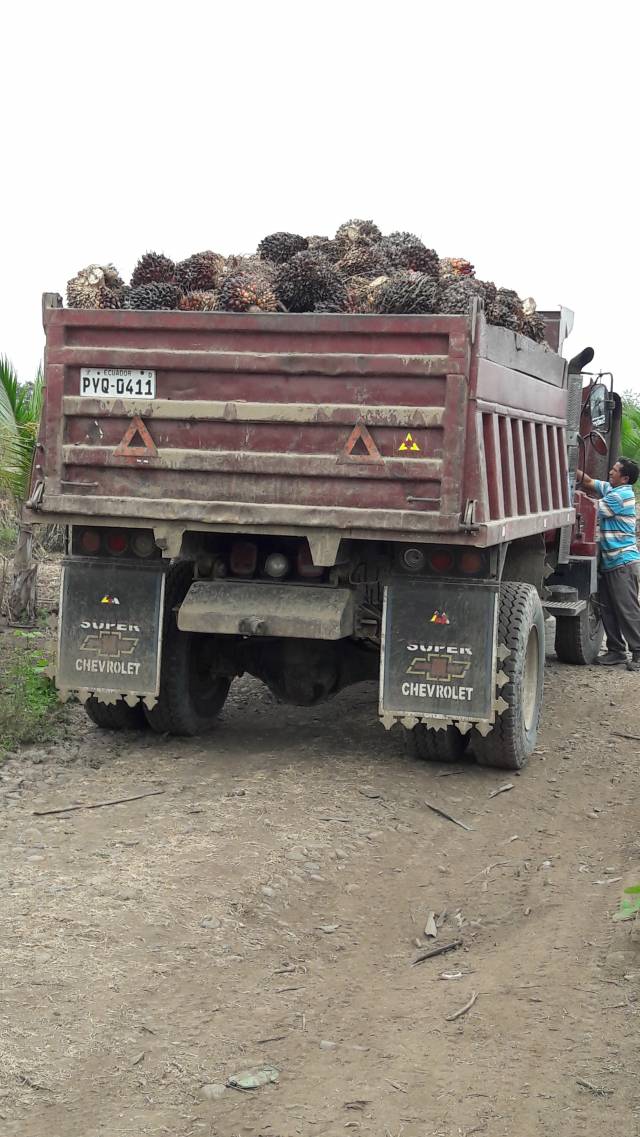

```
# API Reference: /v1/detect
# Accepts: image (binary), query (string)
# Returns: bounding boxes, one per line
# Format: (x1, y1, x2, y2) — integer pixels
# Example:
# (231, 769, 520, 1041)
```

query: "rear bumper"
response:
(177, 580, 355, 640)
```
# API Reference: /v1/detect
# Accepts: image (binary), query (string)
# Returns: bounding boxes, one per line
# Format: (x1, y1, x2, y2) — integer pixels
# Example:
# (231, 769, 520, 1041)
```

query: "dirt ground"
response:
(1, 579, 640, 1137)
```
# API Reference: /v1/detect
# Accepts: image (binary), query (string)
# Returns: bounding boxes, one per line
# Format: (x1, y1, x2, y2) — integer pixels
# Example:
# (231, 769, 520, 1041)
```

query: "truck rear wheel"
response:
(144, 563, 231, 736)
(554, 597, 603, 665)
(403, 724, 469, 763)
(85, 697, 147, 731)
(472, 582, 544, 771)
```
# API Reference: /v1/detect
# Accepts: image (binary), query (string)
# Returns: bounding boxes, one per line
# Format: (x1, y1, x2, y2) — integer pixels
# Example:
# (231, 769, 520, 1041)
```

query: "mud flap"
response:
(56, 558, 166, 704)
(379, 576, 499, 730)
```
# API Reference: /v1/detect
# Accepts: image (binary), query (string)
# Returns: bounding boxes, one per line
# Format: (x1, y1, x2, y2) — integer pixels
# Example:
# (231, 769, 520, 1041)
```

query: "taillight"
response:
(296, 543, 324, 579)
(106, 531, 129, 557)
(429, 549, 455, 574)
(459, 550, 484, 575)
(401, 546, 426, 572)
(79, 528, 101, 555)
(230, 541, 257, 576)
(131, 531, 156, 558)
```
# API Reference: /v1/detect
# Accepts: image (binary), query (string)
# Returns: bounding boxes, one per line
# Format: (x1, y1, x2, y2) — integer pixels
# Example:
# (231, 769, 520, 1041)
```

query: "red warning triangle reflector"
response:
(338, 421, 383, 465)
(114, 416, 158, 458)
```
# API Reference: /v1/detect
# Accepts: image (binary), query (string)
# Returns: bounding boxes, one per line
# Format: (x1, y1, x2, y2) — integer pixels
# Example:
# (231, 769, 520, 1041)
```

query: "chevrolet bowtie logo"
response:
(407, 653, 471, 682)
(80, 629, 139, 658)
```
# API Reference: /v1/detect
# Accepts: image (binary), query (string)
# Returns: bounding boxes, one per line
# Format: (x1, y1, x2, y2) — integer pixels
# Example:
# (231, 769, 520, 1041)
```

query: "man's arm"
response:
(576, 469, 597, 491)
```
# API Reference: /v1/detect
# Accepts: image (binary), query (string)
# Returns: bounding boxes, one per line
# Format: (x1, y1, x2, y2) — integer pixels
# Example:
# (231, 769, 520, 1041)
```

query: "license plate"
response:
(57, 558, 165, 697)
(80, 368, 156, 399)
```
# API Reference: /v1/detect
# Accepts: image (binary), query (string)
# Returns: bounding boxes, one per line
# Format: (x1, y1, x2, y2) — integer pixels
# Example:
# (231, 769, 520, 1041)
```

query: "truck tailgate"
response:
(39, 307, 470, 535)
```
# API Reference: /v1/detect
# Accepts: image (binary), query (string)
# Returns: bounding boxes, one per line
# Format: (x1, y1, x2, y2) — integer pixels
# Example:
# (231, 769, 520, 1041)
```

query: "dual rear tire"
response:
(403, 724, 469, 763)
(84, 697, 146, 731)
(403, 583, 545, 771)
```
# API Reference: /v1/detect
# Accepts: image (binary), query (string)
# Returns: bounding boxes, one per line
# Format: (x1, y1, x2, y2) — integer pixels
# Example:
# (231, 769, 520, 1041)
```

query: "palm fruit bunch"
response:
(440, 257, 475, 279)
(257, 232, 308, 264)
(178, 291, 220, 312)
(224, 253, 278, 282)
(176, 251, 225, 293)
(370, 272, 440, 315)
(336, 239, 389, 280)
(64, 221, 547, 335)
(131, 252, 176, 287)
(274, 251, 347, 313)
(335, 218, 383, 244)
(125, 282, 183, 310)
(219, 273, 279, 313)
(313, 300, 346, 313)
(440, 275, 494, 314)
(310, 238, 343, 262)
(381, 232, 440, 276)
(519, 298, 547, 343)
(480, 280, 498, 306)
(365, 275, 392, 309)
(66, 264, 126, 310)
(333, 218, 383, 261)
(305, 234, 342, 261)
(343, 274, 383, 312)
(486, 287, 525, 332)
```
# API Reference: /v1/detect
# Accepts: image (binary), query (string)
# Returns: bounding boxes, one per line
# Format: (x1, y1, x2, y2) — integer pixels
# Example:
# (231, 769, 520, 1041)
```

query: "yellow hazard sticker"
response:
(398, 432, 420, 452)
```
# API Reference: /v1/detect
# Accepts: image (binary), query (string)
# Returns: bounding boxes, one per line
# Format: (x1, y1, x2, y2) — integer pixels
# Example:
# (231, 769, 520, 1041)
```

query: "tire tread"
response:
(144, 562, 230, 736)
(555, 601, 603, 665)
(473, 582, 544, 770)
(85, 697, 146, 731)
(403, 725, 468, 763)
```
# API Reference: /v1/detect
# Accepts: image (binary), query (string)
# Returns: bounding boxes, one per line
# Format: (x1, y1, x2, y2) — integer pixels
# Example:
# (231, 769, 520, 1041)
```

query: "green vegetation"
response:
(0, 356, 44, 623)
(0, 355, 43, 501)
(0, 630, 64, 753)
(0, 354, 64, 747)
(620, 390, 640, 463)
(0, 518, 18, 555)
(613, 884, 640, 923)
(620, 408, 640, 468)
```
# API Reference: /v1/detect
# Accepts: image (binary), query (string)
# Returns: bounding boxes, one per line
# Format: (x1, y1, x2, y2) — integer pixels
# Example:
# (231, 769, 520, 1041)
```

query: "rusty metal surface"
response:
(62, 397, 446, 428)
(36, 303, 573, 545)
(177, 581, 355, 639)
(25, 497, 574, 549)
(477, 323, 567, 386)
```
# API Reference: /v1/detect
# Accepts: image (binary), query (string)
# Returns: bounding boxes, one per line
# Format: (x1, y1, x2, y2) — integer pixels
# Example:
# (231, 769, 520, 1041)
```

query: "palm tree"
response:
(620, 401, 640, 467)
(0, 356, 44, 623)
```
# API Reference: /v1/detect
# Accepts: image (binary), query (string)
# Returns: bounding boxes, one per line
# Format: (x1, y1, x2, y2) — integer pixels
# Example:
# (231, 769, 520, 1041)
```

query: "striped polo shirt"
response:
(593, 479, 640, 571)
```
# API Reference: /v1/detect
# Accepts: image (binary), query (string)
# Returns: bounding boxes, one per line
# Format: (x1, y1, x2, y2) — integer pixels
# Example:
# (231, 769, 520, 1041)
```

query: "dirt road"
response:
(1, 650, 640, 1137)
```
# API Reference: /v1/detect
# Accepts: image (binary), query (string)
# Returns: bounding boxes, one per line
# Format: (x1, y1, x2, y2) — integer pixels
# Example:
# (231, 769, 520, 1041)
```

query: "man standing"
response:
(577, 458, 640, 670)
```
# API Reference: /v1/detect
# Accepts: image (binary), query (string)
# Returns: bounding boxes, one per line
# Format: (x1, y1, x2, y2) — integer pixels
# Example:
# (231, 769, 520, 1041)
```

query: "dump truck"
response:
(26, 294, 621, 770)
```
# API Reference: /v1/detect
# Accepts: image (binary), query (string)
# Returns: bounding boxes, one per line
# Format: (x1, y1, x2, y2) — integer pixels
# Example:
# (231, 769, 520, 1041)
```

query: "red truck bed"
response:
(31, 298, 574, 546)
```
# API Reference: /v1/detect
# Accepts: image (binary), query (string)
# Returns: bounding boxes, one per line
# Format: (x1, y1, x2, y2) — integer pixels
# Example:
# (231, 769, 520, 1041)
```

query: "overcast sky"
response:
(2, 1, 638, 391)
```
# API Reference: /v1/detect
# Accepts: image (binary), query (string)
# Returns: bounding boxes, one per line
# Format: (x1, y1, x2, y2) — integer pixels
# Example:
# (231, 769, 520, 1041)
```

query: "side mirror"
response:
(589, 383, 611, 433)
(589, 429, 609, 456)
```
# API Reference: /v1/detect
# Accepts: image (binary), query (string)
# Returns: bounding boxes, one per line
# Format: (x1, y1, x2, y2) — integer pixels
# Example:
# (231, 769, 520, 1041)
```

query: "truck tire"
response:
(144, 562, 231, 736)
(403, 724, 469, 763)
(472, 582, 545, 771)
(84, 697, 147, 731)
(554, 597, 603, 665)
